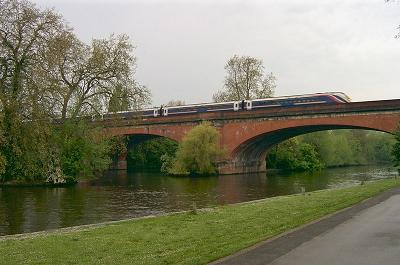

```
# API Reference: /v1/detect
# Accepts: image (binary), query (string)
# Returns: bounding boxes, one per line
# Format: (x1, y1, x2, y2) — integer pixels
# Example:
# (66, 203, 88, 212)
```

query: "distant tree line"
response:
(267, 130, 395, 171)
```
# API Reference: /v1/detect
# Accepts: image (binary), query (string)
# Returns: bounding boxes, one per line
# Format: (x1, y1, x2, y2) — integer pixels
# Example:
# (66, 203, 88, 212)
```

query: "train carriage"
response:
(158, 92, 350, 117)
(102, 92, 350, 119)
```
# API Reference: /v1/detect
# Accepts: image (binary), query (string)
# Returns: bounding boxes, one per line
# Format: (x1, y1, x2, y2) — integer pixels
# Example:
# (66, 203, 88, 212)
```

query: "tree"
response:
(266, 138, 323, 171)
(165, 122, 225, 175)
(0, 0, 64, 181)
(0, 123, 6, 176)
(108, 84, 131, 112)
(213, 55, 276, 102)
(0, 0, 151, 184)
(392, 126, 400, 168)
(40, 32, 150, 118)
(54, 121, 111, 181)
(0, 0, 63, 119)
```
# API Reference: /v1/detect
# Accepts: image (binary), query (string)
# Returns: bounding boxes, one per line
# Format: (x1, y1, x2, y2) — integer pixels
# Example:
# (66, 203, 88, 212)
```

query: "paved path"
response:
(212, 187, 400, 265)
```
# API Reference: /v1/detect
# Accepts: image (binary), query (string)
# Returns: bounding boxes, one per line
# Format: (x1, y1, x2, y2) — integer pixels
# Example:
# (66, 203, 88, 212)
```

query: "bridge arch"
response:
(111, 132, 179, 170)
(221, 122, 395, 174)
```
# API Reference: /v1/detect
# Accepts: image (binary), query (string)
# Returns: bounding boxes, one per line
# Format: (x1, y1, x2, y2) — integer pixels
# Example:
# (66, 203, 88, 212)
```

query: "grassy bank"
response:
(1, 179, 399, 265)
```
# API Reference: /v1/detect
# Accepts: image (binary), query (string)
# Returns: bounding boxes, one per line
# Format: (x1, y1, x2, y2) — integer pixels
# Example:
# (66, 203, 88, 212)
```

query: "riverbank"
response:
(1, 178, 399, 264)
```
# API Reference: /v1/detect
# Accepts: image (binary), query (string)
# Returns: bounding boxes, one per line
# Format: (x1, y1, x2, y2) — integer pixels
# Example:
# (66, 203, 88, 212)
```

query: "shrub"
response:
(165, 122, 225, 175)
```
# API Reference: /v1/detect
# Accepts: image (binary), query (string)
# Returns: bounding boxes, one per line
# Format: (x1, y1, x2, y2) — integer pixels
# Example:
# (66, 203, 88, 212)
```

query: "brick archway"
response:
(103, 99, 400, 174)
(220, 125, 391, 174)
(110, 133, 179, 170)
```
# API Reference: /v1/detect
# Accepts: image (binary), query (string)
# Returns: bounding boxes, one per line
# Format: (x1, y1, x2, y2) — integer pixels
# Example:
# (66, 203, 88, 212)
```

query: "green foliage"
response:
(0, 115, 55, 183)
(128, 137, 178, 171)
(108, 85, 131, 112)
(0, 123, 7, 177)
(160, 154, 175, 174)
(392, 126, 400, 167)
(166, 122, 225, 175)
(0, 0, 150, 184)
(302, 130, 394, 167)
(54, 122, 112, 181)
(267, 139, 323, 171)
(109, 136, 128, 158)
(267, 130, 395, 171)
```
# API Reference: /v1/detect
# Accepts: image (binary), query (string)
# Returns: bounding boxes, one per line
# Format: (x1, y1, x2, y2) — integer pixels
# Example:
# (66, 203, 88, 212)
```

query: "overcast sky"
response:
(34, 0, 400, 106)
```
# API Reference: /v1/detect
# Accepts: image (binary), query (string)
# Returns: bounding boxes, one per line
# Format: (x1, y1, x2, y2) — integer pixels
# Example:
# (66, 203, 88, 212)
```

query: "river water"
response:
(0, 165, 397, 236)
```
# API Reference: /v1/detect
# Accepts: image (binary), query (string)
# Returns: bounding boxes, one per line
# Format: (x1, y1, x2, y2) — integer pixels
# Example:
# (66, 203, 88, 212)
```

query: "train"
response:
(102, 92, 351, 120)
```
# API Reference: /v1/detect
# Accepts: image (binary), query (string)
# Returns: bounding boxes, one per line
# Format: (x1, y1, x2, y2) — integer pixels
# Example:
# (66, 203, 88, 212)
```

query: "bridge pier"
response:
(218, 159, 266, 174)
(110, 152, 128, 170)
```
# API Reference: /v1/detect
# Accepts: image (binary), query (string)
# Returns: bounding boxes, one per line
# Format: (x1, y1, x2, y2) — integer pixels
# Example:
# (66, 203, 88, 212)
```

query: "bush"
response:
(54, 121, 112, 181)
(266, 138, 323, 171)
(165, 122, 225, 175)
(0, 116, 56, 183)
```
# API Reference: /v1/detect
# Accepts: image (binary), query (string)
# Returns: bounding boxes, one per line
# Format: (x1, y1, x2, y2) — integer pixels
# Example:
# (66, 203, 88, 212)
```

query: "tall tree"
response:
(0, 0, 63, 118)
(213, 55, 276, 102)
(0, 0, 64, 181)
(40, 32, 150, 118)
(0, 0, 151, 183)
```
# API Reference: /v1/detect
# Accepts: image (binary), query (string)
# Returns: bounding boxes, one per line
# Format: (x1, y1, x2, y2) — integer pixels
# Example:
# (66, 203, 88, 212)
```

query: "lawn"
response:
(1, 178, 399, 265)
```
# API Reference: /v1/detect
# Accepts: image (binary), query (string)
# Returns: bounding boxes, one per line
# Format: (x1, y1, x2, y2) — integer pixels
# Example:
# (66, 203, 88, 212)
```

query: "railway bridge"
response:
(103, 99, 400, 174)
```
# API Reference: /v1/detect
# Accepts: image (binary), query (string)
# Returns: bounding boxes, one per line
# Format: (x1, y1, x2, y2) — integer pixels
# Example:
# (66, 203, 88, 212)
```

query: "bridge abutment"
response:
(110, 152, 128, 170)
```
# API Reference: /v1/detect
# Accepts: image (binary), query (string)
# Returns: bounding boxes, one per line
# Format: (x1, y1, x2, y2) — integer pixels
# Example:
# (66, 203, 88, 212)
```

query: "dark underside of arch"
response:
(227, 125, 389, 173)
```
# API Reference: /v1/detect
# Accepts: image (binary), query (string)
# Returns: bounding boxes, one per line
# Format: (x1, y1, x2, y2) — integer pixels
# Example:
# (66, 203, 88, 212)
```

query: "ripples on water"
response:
(0, 165, 397, 236)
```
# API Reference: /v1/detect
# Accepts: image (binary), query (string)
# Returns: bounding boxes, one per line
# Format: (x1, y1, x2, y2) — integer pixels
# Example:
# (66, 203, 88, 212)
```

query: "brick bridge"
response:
(103, 99, 400, 174)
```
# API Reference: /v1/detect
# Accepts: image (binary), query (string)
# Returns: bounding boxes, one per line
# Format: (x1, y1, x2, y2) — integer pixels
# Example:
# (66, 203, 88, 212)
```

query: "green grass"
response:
(1, 178, 399, 265)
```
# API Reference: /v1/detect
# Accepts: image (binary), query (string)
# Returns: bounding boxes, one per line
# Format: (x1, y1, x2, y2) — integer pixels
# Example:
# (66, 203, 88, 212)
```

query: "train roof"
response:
(108, 91, 351, 114)
(158, 91, 351, 109)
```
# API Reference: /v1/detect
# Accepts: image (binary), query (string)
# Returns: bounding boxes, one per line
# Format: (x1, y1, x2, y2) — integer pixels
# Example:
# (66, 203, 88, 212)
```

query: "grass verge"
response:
(1, 178, 399, 265)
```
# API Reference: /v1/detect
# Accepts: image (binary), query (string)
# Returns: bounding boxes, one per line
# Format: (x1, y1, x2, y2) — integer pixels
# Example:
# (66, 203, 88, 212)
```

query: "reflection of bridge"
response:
(104, 99, 400, 174)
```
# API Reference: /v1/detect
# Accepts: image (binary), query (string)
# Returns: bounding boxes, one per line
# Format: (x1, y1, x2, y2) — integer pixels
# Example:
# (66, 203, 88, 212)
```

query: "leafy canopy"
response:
(213, 55, 276, 102)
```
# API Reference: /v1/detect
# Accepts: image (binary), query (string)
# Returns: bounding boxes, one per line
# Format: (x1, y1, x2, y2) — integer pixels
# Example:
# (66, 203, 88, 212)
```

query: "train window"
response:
(246, 101, 252, 110)
(234, 102, 239, 111)
(163, 108, 169, 116)
(153, 109, 158, 117)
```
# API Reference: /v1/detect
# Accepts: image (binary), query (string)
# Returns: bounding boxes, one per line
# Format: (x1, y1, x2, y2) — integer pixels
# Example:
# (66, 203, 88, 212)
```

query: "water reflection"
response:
(0, 165, 396, 236)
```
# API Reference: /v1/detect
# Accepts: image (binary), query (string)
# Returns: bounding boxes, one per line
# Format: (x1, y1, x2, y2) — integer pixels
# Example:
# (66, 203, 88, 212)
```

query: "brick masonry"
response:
(103, 99, 400, 174)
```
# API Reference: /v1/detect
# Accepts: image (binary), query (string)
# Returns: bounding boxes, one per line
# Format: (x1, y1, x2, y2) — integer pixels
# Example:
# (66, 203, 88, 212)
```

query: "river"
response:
(0, 165, 397, 236)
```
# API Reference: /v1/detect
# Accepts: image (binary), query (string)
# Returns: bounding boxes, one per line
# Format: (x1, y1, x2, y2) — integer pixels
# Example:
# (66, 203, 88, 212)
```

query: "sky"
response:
(33, 0, 400, 106)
